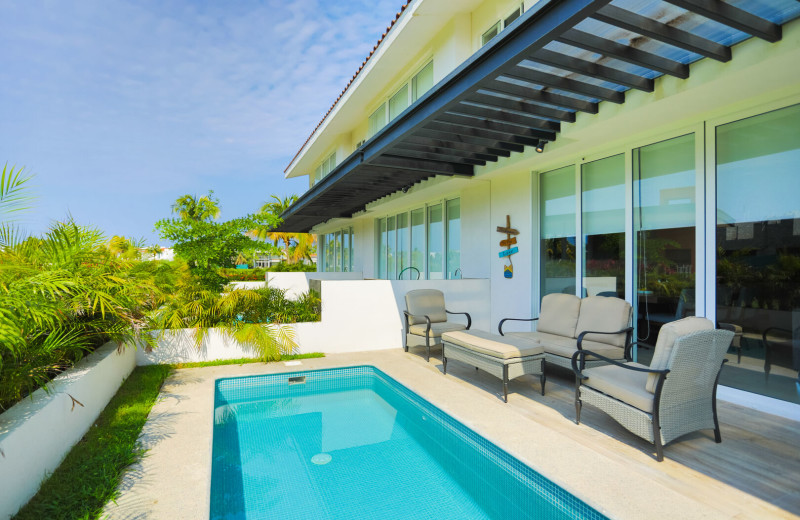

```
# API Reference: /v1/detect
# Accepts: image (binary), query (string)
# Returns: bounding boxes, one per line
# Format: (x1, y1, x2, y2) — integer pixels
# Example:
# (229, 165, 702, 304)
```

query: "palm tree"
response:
(255, 194, 315, 264)
(145, 244, 162, 260)
(172, 191, 221, 222)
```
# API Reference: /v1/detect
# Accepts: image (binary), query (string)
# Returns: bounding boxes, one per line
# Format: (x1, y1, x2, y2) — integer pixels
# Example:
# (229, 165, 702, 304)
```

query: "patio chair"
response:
(572, 317, 734, 461)
(403, 289, 471, 362)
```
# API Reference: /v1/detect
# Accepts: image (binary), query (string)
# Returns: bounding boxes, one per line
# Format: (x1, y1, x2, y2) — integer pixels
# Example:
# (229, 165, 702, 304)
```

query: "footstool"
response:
(441, 330, 545, 402)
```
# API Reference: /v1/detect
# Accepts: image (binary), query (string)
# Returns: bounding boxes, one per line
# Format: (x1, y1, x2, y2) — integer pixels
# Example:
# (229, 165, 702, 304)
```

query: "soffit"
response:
(278, 0, 800, 232)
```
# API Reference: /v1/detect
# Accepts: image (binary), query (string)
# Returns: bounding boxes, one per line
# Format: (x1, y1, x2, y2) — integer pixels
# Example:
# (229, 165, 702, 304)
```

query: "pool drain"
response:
(311, 453, 332, 465)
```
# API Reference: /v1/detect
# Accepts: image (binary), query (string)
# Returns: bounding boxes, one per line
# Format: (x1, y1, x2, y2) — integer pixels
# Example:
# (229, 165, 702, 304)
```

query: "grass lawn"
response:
(13, 353, 324, 520)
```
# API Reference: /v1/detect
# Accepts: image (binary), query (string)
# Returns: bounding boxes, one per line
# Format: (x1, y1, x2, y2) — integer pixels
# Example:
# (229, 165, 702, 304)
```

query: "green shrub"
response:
(219, 267, 267, 281)
(268, 261, 317, 272)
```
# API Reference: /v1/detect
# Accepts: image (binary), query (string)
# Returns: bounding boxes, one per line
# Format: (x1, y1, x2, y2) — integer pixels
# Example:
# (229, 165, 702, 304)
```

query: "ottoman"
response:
(441, 330, 545, 402)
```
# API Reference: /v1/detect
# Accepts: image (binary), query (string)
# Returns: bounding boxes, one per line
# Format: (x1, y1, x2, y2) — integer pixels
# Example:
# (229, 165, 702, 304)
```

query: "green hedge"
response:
(219, 267, 267, 281)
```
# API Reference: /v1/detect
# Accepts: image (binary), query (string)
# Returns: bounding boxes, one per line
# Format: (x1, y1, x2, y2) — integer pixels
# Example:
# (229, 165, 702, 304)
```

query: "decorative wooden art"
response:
(497, 215, 519, 279)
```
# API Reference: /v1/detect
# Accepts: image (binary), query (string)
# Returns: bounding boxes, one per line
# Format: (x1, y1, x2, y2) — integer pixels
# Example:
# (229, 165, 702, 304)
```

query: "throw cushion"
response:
(405, 289, 447, 325)
(574, 296, 631, 347)
(536, 293, 581, 338)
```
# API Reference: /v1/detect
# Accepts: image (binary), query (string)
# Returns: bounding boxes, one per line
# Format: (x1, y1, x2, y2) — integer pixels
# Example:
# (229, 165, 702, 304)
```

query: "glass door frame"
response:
(533, 122, 706, 361)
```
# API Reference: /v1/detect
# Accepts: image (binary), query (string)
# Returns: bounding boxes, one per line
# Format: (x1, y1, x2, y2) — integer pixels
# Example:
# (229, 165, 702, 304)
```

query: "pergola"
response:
(278, 0, 800, 232)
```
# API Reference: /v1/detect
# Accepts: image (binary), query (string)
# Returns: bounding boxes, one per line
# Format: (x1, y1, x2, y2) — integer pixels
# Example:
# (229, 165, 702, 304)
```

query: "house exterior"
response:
(278, 0, 800, 411)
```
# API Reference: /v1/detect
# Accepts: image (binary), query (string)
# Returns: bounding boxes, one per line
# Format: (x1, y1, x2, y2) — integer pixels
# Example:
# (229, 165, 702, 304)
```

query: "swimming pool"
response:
(211, 366, 607, 520)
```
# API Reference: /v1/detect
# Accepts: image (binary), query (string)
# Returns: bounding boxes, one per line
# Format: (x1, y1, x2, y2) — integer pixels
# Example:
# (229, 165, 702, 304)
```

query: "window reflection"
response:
(716, 104, 800, 404)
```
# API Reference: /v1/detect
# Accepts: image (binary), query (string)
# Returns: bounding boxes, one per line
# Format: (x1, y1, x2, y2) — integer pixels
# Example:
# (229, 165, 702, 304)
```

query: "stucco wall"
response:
(0, 343, 136, 519)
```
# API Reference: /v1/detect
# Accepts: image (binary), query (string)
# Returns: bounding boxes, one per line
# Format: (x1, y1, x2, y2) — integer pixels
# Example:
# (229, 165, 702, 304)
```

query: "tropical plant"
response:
(108, 235, 144, 260)
(254, 194, 316, 264)
(0, 164, 35, 247)
(171, 190, 221, 222)
(147, 284, 318, 361)
(156, 193, 278, 291)
(0, 220, 164, 409)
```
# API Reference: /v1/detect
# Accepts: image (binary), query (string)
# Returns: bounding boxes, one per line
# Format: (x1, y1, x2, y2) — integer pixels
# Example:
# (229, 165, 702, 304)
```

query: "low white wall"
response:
(0, 342, 136, 519)
(136, 328, 269, 365)
(228, 281, 268, 290)
(295, 278, 491, 353)
(266, 272, 363, 299)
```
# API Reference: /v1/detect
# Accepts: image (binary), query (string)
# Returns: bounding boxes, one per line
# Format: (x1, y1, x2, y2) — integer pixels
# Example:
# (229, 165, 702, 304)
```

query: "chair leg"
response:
(443, 352, 448, 375)
(654, 433, 664, 462)
(426, 337, 431, 362)
(540, 360, 547, 396)
(502, 364, 509, 403)
(574, 375, 582, 424)
(653, 412, 664, 461)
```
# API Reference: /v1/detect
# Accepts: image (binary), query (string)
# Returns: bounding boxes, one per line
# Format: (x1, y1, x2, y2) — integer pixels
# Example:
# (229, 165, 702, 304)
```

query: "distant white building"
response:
(141, 247, 175, 261)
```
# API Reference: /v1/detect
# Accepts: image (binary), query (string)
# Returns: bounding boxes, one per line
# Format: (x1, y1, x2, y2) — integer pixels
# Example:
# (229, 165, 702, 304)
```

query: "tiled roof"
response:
(285, 2, 412, 173)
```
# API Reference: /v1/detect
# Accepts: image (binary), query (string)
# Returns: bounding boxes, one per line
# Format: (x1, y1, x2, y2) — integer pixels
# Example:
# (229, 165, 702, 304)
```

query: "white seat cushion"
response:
(583, 363, 654, 413)
(507, 331, 624, 360)
(442, 330, 544, 360)
(408, 322, 467, 339)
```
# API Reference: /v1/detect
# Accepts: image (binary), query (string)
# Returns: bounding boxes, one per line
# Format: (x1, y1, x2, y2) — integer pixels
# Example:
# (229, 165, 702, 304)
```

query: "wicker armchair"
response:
(572, 317, 734, 461)
(403, 289, 471, 362)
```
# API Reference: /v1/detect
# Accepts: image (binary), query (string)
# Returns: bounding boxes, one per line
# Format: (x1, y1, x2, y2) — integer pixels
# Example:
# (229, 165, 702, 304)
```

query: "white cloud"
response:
(0, 0, 402, 240)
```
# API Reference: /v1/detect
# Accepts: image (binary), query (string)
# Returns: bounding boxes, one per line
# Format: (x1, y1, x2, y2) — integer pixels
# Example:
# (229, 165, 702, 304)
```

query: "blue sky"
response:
(0, 0, 402, 244)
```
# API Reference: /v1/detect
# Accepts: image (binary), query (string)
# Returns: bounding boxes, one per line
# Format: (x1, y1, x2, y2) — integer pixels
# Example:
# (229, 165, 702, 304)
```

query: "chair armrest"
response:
(628, 341, 655, 350)
(403, 311, 432, 336)
(571, 349, 670, 380)
(498, 317, 538, 336)
(446, 310, 471, 330)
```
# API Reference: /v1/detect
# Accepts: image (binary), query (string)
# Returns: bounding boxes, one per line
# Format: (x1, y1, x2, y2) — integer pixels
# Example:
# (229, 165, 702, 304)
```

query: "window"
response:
(427, 204, 444, 280)
(367, 61, 433, 138)
(314, 151, 336, 185)
(446, 199, 461, 279)
(540, 165, 576, 297)
(582, 154, 626, 298)
(389, 85, 409, 121)
(322, 227, 353, 272)
(377, 199, 460, 280)
(368, 103, 386, 139)
(715, 104, 800, 401)
(412, 61, 434, 102)
(481, 21, 501, 46)
(481, 5, 523, 46)
(634, 134, 696, 349)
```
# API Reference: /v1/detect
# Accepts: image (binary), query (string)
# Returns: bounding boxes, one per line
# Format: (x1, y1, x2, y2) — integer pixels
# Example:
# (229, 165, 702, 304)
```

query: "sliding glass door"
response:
(633, 134, 696, 351)
(541, 166, 576, 297)
(581, 154, 625, 298)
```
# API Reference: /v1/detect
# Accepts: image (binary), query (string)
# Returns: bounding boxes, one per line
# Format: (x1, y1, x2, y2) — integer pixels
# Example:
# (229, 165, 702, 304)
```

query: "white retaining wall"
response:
(138, 278, 491, 363)
(266, 272, 364, 299)
(0, 342, 136, 520)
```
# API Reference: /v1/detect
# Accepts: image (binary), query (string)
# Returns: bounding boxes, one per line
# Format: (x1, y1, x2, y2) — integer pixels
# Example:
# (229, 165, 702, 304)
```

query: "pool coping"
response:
(103, 350, 798, 519)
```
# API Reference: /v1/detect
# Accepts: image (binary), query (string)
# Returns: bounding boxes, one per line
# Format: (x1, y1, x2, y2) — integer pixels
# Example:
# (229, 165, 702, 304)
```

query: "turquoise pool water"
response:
(211, 366, 607, 520)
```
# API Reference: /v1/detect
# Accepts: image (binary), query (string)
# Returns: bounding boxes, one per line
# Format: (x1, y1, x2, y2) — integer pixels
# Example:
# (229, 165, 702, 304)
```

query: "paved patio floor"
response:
(104, 348, 800, 519)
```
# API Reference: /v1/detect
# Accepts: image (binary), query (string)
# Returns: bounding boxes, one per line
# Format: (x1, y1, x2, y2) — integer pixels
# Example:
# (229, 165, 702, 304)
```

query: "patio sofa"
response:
(498, 294, 633, 374)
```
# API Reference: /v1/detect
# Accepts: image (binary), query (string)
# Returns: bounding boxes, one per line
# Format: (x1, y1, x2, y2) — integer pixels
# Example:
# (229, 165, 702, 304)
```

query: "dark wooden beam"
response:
(403, 135, 511, 158)
(451, 102, 562, 131)
(664, 0, 780, 42)
(558, 28, 690, 78)
(387, 147, 487, 166)
(435, 112, 556, 142)
(425, 118, 544, 151)
(503, 66, 625, 103)
(482, 82, 599, 113)
(414, 127, 526, 153)
(592, 4, 731, 62)
(368, 155, 475, 176)
(529, 48, 655, 91)
(469, 91, 576, 122)
(393, 141, 499, 162)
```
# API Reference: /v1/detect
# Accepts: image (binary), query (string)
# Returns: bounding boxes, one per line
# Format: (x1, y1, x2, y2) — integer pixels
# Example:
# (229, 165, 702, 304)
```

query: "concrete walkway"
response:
(104, 349, 800, 519)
